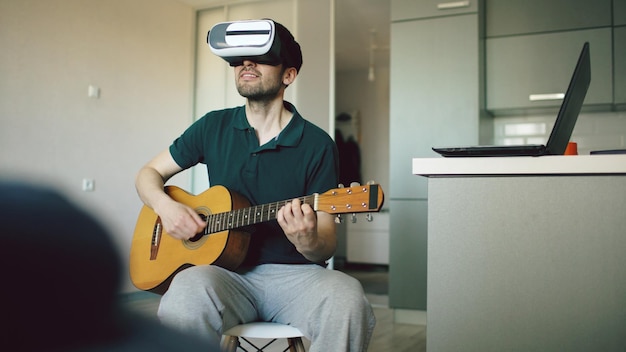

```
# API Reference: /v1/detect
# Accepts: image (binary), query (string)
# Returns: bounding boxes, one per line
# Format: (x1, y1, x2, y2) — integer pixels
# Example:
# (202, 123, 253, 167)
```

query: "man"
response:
(135, 19, 375, 351)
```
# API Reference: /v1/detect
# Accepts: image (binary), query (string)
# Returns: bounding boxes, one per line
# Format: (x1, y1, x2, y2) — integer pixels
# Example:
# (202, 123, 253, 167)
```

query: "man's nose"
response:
(242, 59, 257, 67)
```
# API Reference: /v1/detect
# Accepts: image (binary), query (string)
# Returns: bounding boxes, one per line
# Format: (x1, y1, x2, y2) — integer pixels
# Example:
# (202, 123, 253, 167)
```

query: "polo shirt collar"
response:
(232, 101, 304, 148)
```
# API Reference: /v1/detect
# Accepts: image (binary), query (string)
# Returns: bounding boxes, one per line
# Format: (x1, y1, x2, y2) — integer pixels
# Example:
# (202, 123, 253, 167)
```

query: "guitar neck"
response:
(204, 194, 316, 235)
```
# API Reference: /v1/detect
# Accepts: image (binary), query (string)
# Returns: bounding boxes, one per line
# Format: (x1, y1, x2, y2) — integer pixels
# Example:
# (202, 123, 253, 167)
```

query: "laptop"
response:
(432, 42, 591, 157)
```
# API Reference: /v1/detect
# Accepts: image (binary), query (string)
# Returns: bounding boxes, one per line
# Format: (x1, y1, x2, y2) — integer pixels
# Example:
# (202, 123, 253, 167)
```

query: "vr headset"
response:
(207, 19, 301, 71)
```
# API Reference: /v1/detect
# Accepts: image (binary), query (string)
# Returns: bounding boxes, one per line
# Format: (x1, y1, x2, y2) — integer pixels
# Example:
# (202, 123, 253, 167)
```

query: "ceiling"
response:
(176, 0, 390, 72)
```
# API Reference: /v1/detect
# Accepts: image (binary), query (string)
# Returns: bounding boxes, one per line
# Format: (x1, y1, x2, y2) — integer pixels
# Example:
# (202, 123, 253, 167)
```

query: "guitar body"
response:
(129, 185, 251, 294)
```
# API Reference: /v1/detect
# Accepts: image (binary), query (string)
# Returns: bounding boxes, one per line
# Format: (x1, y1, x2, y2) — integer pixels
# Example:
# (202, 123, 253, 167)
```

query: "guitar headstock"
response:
(316, 182, 384, 219)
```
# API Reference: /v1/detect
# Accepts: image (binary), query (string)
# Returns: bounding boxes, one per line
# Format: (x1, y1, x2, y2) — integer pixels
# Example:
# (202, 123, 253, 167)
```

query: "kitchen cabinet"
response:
(485, 0, 611, 37)
(486, 28, 613, 114)
(388, 199, 427, 309)
(484, 0, 624, 113)
(615, 0, 626, 26)
(615, 26, 626, 107)
(414, 155, 626, 351)
(614, 0, 626, 108)
(389, 0, 483, 311)
(392, 0, 478, 22)
(346, 212, 389, 265)
(390, 14, 482, 200)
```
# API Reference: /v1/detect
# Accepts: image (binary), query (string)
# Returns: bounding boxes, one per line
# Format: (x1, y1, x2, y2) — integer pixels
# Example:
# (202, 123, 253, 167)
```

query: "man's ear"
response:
(282, 67, 298, 86)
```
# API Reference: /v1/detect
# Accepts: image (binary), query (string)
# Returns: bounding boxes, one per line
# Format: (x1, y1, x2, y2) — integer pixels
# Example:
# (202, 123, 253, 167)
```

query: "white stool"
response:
(221, 322, 306, 352)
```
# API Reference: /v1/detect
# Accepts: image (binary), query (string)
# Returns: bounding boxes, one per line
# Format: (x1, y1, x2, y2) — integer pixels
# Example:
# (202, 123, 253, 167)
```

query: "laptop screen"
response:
(545, 42, 590, 155)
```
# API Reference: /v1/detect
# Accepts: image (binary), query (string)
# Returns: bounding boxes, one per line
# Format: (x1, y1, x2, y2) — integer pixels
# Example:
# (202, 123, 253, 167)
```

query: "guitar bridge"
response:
(150, 218, 162, 260)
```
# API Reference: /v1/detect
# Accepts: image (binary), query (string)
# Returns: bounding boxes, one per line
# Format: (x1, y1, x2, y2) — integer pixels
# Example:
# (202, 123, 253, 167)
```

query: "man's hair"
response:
(272, 20, 303, 73)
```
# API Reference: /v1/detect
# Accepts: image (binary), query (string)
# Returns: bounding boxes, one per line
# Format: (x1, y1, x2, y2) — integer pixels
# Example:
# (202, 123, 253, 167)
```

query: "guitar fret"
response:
(238, 208, 243, 227)
(266, 203, 271, 221)
(268, 202, 277, 221)
(217, 213, 223, 232)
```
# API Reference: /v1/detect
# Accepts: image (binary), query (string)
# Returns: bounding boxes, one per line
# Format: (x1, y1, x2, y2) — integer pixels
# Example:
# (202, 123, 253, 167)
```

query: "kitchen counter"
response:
(413, 155, 626, 351)
(413, 154, 626, 176)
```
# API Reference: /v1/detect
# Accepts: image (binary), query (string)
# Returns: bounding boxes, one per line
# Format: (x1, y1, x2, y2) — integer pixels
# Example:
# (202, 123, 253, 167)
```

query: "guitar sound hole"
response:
(189, 213, 208, 242)
(189, 233, 203, 242)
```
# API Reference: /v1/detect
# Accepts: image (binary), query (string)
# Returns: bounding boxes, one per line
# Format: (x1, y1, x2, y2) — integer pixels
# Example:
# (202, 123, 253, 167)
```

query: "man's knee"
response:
(159, 266, 223, 317)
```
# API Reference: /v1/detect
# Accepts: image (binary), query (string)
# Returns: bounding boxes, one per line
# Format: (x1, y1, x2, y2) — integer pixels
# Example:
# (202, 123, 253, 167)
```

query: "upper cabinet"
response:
(615, 27, 626, 107)
(615, 0, 626, 107)
(486, 29, 613, 113)
(392, 0, 478, 21)
(485, 0, 611, 37)
(615, 0, 626, 26)
(484, 0, 623, 114)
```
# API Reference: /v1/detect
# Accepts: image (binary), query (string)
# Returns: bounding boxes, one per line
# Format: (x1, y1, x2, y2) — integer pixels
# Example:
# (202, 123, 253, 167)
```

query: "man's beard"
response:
(236, 68, 285, 102)
(236, 80, 283, 102)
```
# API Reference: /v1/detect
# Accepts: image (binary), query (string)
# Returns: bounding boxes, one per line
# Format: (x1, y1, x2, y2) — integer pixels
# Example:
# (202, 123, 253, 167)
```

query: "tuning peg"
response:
(338, 183, 345, 188)
(366, 213, 374, 222)
(351, 213, 357, 223)
(335, 214, 343, 224)
(366, 180, 376, 185)
(350, 182, 360, 187)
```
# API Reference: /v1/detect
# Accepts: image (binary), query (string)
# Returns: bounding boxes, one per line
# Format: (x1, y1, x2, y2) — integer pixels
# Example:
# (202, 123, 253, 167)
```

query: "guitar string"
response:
(204, 195, 316, 235)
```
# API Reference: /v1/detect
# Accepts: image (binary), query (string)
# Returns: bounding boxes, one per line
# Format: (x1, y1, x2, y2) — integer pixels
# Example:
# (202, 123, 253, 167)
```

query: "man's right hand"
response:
(155, 198, 207, 240)
(135, 148, 206, 240)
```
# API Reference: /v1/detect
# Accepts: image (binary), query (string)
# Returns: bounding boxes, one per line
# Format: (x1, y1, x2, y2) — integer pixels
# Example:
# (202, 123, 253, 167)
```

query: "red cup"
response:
(564, 142, 578, 155)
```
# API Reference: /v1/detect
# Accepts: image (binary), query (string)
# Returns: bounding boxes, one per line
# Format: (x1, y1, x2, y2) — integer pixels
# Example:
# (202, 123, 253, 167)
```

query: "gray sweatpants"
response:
(158, 264, 375, 352)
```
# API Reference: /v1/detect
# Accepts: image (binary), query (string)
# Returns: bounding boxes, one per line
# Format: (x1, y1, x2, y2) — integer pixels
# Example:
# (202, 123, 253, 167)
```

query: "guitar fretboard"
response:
(204, 194, 317, 234)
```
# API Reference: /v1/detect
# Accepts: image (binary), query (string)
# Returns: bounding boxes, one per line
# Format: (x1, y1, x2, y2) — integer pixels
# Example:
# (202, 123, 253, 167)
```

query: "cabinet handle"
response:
(437, 1, 470, 10)
(529, 93, 565, 101)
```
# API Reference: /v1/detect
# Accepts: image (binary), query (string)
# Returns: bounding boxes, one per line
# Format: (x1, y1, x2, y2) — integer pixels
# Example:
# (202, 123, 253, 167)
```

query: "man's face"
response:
(234, 60, 285, 101)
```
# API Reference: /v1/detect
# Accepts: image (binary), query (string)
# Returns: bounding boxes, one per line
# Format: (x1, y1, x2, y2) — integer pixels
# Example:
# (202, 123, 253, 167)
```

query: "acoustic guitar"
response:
(129, 183, 384, 294)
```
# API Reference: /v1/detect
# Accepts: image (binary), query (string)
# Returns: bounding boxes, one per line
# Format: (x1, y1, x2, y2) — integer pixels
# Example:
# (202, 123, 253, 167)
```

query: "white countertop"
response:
(413, 154, 626, 176)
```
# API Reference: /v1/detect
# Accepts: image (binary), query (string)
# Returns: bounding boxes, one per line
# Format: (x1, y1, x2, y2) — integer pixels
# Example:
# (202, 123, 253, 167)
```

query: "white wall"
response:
(0, 0, 195, 292)
(0, 0, 334, 292)
(294, 0, 334, 133)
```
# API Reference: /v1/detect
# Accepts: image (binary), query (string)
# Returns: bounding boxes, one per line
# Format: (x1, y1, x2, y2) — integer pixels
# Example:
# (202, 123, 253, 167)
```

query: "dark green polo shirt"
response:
(169, 102, 339, 266)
